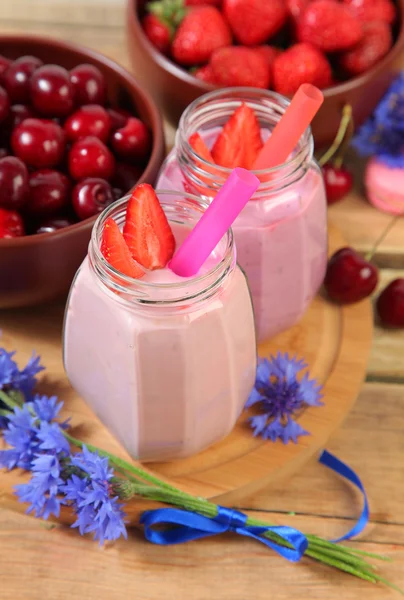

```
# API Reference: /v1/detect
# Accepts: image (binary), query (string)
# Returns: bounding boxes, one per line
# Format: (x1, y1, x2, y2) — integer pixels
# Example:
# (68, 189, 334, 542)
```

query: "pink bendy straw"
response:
(253, 83, 324, 171)
(170, 168, 259, 277)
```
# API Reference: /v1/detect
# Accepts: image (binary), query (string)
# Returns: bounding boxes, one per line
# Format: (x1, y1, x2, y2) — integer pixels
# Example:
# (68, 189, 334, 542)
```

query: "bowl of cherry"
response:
(0, 34, 165, 309)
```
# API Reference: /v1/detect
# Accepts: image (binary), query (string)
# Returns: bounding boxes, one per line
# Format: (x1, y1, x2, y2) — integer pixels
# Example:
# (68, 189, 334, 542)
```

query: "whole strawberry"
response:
(223, 0, 287, 46)
(142, 14, 173, 54)
(298, 0, 363, 52)
(340, 21, 393, 75)
(253, 46, 282, 69)
(194, 64, 217, 84)
(210, 47, 271, 89)
(172, 6, 232, 65)
(186, 0, 222, 4)
(343, 0, 396, 23)
(272, 43, 332, 95)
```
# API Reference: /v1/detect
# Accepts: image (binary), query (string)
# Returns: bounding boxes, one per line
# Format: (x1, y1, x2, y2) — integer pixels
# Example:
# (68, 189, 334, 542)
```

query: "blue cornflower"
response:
(61, 446, 127, 545)
(352, 72, 404, 167)
(15, 453, 64, 519)
(246, 353, 323, 444)
(31, 395, 62, 422)
(61, 446, 127, 544)
(0, 404, 40, 469)
(0, 349, 44, 398)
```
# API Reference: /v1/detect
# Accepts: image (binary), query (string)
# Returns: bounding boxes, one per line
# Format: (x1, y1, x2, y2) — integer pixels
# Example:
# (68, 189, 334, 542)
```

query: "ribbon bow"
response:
(140, 506, 308, 562)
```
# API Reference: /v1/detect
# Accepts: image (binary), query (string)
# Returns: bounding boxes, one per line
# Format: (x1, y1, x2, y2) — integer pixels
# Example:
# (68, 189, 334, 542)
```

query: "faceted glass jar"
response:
(63, 191, 257, 462)
(157, 88, 328, 342)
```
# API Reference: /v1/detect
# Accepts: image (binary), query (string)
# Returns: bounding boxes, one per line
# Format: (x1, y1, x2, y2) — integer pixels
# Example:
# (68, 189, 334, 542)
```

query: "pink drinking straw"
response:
(170, 168, 259, 277)
(253, 83, 324, 171)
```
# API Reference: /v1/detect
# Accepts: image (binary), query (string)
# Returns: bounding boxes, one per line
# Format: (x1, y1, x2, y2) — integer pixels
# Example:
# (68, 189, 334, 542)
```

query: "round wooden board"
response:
(0, 224, 373, 526)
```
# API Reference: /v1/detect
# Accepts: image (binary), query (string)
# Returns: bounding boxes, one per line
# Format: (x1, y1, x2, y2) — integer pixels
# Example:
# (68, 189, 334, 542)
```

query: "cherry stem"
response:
(318, 105, 353, 168)
(365, 213, 402, 262)
(333, 115, 354, 169)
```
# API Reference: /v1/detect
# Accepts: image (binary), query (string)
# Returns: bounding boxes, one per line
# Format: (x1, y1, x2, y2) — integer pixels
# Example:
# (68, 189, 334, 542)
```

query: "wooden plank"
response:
(0, 507, 403, 600)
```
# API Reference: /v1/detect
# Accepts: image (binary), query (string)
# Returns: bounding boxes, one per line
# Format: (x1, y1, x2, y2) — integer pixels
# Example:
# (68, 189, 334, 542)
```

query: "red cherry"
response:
(64, 104, 111, 142)
(0, 86, 9, 123)
(111, 117, 151, 161)
(72, 177, 114, 220)
(0, 55, 11, 85)
(376, 279, 404, 328)
(0, 207, 25, 238)
(68, 136, 115, 180)
(0, 156, 29, 210)
(11, 118, 65, 169)
(8, 104, 35, 129)
(27, 169, 71, 218)
(3, 55, 43, 103)
(70, 64, 106, 106)
(30, 65, 74, 117)
(107, 107, 131, 131)
(322, 164, 353, 205)
(324, 247, 378, 304)
(112, 162, 142, 194)
(35, 217, 75, 234)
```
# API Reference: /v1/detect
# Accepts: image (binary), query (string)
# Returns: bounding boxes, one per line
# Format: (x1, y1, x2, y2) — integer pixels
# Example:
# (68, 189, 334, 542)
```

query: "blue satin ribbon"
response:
(319, 449, 369, 542)
(140, 450, 369, 559)
(140, 505, 308, 561)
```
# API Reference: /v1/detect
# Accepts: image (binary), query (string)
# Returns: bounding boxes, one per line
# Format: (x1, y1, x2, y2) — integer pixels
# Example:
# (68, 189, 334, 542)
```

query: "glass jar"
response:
(157, 88, 328, 342)
(63, 191, 257, 462)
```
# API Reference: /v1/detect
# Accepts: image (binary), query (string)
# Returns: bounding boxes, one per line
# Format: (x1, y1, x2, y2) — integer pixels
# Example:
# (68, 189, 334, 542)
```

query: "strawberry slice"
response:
(123, 183, 175, 270)
(189, 132, 215, 163)
(211, 103, 263, 170)
(101, 217, 144, 279)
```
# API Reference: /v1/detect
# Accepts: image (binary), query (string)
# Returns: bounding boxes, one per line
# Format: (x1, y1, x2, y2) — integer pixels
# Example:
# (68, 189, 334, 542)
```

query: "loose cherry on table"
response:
(64, 105, 111, 143)
(72, 177, 114, 220)
(324, 247, 379, 304)
(70, 63, 107, 106)
(35, 217, 75, 234)
(27, 169, 71, 218)
(68, 136, 115, 180)
(11, 118, 66, 169)
(0, 86, 10, 123)
(3, 55, 43, 103)
(107, 107, 131, 131)
(30, 64, 74, 117)
(111, 117, 151, 161)
(376, 279, 404, 328)
(0, 207, 25, 238)
(322, 163, 353, 205)
(0, 156, 29, 210)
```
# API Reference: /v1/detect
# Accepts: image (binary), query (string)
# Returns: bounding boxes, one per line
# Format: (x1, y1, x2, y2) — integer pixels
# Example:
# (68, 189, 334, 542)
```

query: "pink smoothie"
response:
(157, 132, 328, 341)
(63, 221, 257, 462)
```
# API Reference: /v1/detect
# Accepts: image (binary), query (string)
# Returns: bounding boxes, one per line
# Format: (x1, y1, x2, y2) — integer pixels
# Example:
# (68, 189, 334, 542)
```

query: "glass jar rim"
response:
(90, 190, 235, 299)
(177, 87, 313, 178)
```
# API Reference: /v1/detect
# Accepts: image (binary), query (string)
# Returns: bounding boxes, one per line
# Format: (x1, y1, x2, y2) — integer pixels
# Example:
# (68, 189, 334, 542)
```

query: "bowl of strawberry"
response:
(0, 34, 165, 309)
(127, 0, 404, 146)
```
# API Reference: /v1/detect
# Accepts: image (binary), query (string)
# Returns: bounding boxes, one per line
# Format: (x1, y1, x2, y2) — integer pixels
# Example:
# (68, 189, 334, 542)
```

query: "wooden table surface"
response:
(1, 2, 404, 599)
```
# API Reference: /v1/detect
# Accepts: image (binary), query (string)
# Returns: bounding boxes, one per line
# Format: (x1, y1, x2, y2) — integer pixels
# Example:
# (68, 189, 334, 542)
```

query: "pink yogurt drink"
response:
(63, 191, 257, 462)
(157, 89, 328, 342)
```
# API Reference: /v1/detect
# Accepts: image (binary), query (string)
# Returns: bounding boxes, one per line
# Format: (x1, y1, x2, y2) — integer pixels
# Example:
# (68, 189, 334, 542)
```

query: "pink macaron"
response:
(365, 157, 404, 215)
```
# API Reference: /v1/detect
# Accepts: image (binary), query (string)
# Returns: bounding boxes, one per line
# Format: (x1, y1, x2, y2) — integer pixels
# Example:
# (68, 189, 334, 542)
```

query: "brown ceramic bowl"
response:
(0, 34, 165, 309)
(127, 0, 404, 147)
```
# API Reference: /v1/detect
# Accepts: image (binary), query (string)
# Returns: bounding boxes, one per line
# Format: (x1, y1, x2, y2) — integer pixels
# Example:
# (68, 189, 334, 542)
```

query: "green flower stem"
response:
(0, 390, 20, 411)
(0, 409, 10, 417)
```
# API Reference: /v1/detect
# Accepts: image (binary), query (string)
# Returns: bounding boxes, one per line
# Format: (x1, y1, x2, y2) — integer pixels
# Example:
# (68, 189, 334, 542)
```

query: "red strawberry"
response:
(253, 46, 282, 69)
(189, 132, 215, 163)
(339, 21, 393, 76)
(142, 14, 173, 54)
(194, 64, 217, 84)
(171, 6, 232, 66)
(186, 0, 222, 5)
(101, 218, 144, 278)
(343, 0, 396, 23)
(123, 183, 175, 270)
(212, 103, 263, 169)
(223, 0, 287, 46)
(298, 0, 363, 52)
(287, 0, 310, 20)
(210, 47, 271, 89)
(0, 207, 24, 238)
(272, 43, 332, 95)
